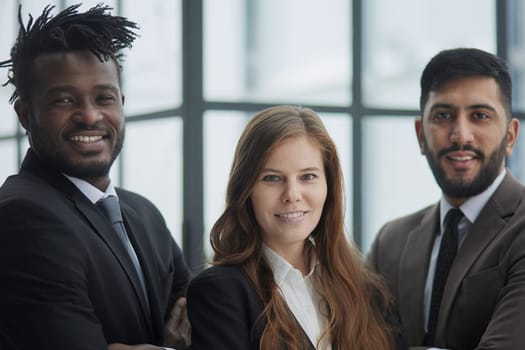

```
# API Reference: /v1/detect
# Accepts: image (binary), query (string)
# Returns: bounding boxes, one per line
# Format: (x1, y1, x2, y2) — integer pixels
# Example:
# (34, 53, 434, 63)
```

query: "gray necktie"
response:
(96, 195, 149, 307)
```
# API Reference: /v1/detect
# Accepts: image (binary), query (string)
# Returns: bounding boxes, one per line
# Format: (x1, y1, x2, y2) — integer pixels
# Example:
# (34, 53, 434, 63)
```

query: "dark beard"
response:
(50, 150, 121, 179)
(424, 137, 507, 198)
(30, 126, 124, 181)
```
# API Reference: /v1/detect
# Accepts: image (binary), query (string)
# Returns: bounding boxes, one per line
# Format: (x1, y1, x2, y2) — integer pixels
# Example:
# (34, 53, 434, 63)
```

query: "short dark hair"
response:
(0, 4, 139, 103)
(419, 48, 512, 117)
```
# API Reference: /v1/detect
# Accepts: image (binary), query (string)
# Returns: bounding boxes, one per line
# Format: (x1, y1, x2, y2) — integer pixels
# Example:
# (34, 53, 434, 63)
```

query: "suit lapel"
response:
(436, 172, 524, 342)
(398, 203, 440, 344)
(74, 197, 152, 325)
(119, 199, 162, 341)
(20, 150, 154, 335)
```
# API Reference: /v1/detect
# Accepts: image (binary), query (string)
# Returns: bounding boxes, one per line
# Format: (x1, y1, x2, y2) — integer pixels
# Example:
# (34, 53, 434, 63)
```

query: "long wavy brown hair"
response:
(211, 105, 395, 349)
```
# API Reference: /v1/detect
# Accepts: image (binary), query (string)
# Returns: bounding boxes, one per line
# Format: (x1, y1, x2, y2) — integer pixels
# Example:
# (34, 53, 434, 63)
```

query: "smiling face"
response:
(416, 76, 519, 206)
(15, 50, 125, 190)
(250, 135, 328, 259)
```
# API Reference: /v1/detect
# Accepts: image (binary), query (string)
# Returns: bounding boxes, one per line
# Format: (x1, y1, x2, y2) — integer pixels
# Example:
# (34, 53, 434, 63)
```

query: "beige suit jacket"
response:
(369, 172, 525, 350)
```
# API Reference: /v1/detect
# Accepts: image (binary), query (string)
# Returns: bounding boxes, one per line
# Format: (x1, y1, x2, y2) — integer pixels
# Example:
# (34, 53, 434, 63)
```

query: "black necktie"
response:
(96, 196, 149, 306)
(426, 208, 464, 346)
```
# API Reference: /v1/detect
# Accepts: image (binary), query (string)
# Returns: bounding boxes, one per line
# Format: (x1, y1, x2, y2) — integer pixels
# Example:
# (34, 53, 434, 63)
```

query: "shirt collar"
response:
(440, 169, 506, 228)
(262, 244, 319, 284)
(63, 174, 118, 204)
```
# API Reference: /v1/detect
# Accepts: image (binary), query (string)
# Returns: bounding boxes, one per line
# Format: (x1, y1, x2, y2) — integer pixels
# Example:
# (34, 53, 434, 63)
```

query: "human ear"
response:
(14, 100, 30, 132)
(505, 118, 520, 157)
(415, 117, 426, 155)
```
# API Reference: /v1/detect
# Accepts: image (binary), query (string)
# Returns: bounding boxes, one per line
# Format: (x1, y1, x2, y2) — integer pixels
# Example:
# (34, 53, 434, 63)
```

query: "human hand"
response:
(164, 297, 191, 348)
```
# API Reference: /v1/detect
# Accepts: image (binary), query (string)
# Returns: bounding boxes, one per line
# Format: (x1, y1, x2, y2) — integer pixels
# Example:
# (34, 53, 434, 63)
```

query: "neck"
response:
(268, 241, 310, 275)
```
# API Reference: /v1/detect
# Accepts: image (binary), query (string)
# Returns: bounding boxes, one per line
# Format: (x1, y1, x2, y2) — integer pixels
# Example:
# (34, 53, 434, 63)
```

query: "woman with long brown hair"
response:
(187, 105, 406, 349)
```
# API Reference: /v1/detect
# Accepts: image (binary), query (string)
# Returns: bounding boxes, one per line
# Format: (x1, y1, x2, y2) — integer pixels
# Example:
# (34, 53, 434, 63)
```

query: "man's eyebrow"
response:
(466, 103, 497, 112)
(428, 103, 455, 112)
(428, 103, 497, 113)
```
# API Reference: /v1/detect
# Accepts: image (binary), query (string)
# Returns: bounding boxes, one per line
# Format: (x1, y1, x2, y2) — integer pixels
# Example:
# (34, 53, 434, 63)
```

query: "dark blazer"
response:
(368, 172, 525, 350)
(187, 264, 408, 350)
(0, 150, 190, 349)
(187, 265, 268, 350)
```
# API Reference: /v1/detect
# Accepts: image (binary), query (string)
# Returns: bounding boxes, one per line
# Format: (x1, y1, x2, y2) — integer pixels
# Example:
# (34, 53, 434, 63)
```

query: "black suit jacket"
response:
(187, 264, 408, 350)
(187, 265, 268, 350)
(0, 150, 190, 349)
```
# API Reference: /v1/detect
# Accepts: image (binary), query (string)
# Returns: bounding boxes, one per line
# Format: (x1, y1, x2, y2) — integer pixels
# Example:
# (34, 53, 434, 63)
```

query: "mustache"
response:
(437, 144, 484, 159)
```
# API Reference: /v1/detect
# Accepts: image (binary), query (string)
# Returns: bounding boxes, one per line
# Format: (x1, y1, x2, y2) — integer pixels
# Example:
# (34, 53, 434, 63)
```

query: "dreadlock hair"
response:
(0, 3, 139, 103)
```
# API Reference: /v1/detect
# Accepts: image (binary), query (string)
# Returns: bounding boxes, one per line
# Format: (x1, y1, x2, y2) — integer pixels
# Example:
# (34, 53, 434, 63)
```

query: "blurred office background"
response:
(1, 0, 524, 272)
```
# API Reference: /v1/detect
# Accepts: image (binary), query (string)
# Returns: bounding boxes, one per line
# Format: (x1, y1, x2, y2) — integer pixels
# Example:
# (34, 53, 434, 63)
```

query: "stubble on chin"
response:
(424, 140, 506, 198)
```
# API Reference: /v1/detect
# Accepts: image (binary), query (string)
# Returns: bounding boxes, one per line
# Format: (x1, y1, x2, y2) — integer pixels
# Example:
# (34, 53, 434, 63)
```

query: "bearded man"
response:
(369, 48, 525, 350)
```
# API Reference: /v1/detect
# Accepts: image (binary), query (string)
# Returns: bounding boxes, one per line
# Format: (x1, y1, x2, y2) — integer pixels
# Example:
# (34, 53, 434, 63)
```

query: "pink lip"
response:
(444, 152, 477, 171)
(275, 211, 307, 223)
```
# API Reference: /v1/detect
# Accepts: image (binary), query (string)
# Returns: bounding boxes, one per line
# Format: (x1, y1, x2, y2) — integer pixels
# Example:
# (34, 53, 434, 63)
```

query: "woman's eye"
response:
(302, 174, 317, 181)
(262, 174, 280, 182)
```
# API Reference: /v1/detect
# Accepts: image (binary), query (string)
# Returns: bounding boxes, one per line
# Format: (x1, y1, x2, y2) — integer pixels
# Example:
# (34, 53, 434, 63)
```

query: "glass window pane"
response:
(122, 0, 182, 115)
(362, 117, 440, 253)
(121, 118, 183, 245)
(204, 0, 351, 105)
(19, 1, 60, 17)
(363, 0, 496, 109)
(508, 133, 525, 183)
(508, 0, 525, 111)
(0, 140, 18, 184)
(204, 111, 249, 258)
(0, 103, 16, 137)
(320, 114, 353, 239)
(65, 1, 117, 10)
(0, 0, 16, 135)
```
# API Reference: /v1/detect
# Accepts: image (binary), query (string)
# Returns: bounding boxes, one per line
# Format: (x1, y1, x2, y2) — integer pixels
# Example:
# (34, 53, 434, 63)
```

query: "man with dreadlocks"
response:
(0, 4, 191, 349)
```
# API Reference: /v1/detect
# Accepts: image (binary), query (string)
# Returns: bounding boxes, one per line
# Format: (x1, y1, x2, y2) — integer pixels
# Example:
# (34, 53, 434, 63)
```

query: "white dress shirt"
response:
(63, 174, 118, 204)
(63, 175, 176, 348)
(263, 245, 332, 349)
(63, 174, 145, 275)
(423, 170, 506, 350)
